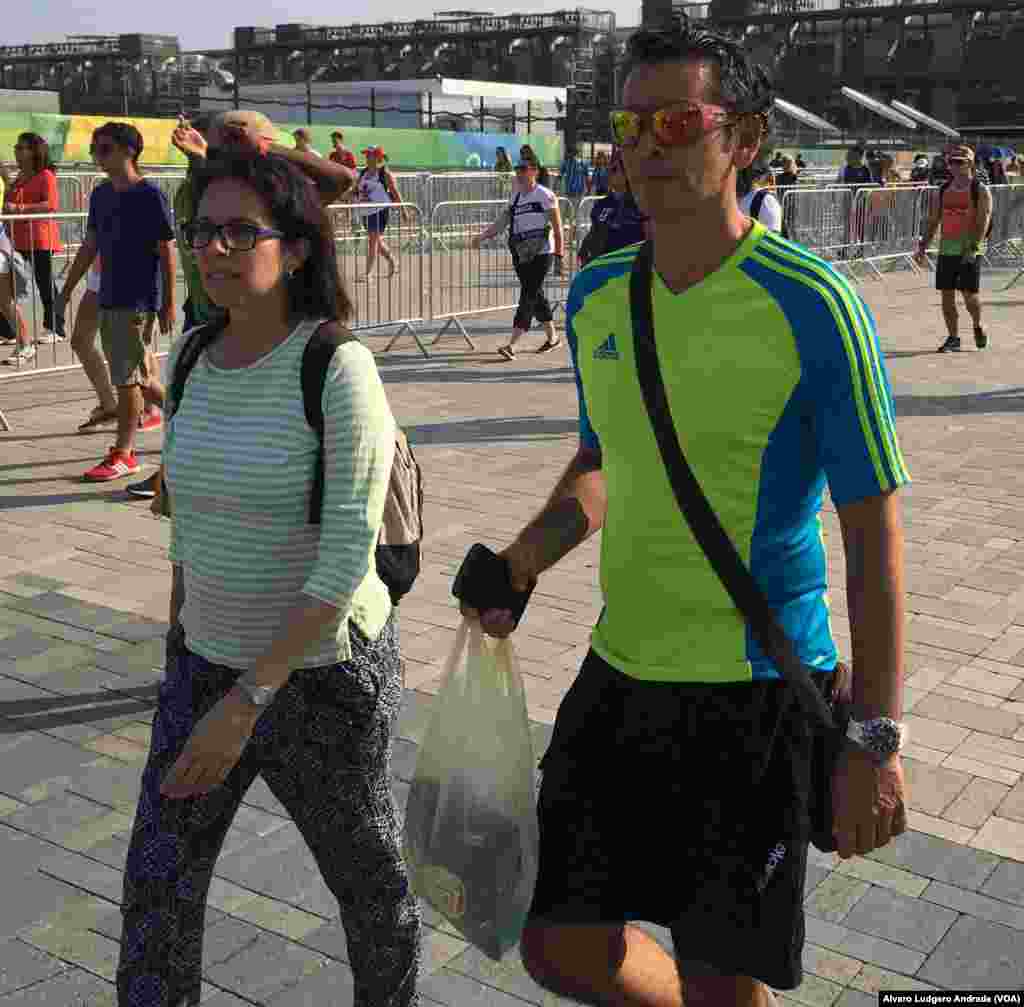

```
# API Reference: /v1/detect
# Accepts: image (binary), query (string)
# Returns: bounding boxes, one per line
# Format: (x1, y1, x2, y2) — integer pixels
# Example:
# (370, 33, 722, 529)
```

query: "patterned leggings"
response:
(116, 616, 421, 1006)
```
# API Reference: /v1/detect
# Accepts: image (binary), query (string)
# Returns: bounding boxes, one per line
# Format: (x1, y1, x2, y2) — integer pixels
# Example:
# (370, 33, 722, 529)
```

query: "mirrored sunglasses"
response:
(610, 100, 735, 149)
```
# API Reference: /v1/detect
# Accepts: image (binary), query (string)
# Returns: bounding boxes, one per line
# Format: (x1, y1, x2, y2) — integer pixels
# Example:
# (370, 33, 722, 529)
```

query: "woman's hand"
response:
(160, 691, 260, 798)
(171, 125, 208, 161)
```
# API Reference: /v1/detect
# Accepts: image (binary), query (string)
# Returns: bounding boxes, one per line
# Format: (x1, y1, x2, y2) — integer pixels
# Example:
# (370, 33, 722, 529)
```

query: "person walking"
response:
(329, 130, 357, 170)
(57, 123, 176, 482)
(836, 146, 873, 185)
(917, 145, 992, 352)
(292, 127, 321, 157)
(4, 132, 65, 360)
(461, 24, 909, 1007)
(578, 148, 648, 267)
(495, 146, 514, 173)
(116, 152, 420, 1007)
(520, 144, 552, 188)
(589, 150, 611, 196)
(471, 157, 564, 359)
(355, 146, 406, 280)
(775, 154, 799, 189)
(116, 109, 358, 501)
(559, 144, 591, 203)
(0, 161, 29, 353)
(738, 159, 783, 232)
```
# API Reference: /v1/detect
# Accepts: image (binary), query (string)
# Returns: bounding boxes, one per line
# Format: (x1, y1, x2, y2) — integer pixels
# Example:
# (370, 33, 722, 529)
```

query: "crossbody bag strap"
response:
(628, 240, 835, 729)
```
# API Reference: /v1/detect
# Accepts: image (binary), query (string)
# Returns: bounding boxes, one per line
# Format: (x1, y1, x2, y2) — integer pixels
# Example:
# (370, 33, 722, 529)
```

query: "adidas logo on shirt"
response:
(593, 333, 620, 360)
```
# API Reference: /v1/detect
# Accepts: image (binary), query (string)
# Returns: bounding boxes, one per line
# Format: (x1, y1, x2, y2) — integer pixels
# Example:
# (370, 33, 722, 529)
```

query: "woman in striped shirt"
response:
(116, 154, 421, 1006)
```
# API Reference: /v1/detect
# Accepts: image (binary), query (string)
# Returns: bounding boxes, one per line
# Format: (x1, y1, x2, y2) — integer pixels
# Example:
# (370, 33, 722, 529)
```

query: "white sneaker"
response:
(35, 330, 64, 344)
(2, 344, 37, 365)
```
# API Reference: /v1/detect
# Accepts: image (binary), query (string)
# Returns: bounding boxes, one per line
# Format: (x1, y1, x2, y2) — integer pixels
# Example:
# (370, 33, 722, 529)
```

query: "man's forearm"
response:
(159, 246, 176, 311)
(506, 448, 606, 579)
(61, 241, 97, 299)
(842, 496, 905, 722)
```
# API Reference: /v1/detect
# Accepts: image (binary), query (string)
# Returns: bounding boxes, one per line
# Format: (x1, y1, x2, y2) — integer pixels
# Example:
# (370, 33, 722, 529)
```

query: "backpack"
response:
(163, 319, 424, 606)
(939, 177, 993, 239)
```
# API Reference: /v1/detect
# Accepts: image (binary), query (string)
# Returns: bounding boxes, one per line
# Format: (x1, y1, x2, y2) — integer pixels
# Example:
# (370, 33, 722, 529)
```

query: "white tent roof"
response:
(840, 87, 917, 130)
(774, 98, 840, 134)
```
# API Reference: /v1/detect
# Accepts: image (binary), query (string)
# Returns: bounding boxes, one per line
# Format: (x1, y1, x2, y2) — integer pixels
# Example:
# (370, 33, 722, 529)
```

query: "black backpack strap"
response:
(628, 240, 835, 728)
(167, 317, 228, 421)
(301, 321, 360, 524)
(749, 189, 767, 222)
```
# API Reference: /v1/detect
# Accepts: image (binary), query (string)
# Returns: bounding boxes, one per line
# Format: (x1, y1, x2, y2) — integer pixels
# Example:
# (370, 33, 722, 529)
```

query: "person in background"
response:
(589, 150, 611, 196)
(293, 128, 321, 157)
(471, 157, 564, 359)
(57, 122, 175, 482)
(738, 159, 783, 232)
(776, 155, 799, 189)
(494, 146, 514, 173)
(355, 146, 407, 281)
(0, 162, 29, 353)
(795, 151, 806, 169)
(4, 132, 65, 360)
(879, 153, 902, 185)
(986, 156, 1008, 186)
(116, 152, 420, 1007)
(917, 145, 992, 353)
(837, 146, 873, 185)
(578, 147, 648, 267)
(929, 152, 952, 187)
(559, 144, 591, 202)
(910, 154, 931, 183)
(118, 108, 357, 500)
(329, 130, 357, 171)
(520, 144, 552, 188)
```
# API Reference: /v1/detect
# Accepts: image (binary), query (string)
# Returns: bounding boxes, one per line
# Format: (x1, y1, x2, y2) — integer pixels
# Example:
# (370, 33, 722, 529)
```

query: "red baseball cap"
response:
(362, 146, 385, 159)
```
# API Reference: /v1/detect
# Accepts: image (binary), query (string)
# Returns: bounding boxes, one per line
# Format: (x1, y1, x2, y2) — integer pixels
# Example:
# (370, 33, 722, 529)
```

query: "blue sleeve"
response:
(566, 278, 601, 454)
(153, 189, 175, 242)
(802, 285, 910, 506)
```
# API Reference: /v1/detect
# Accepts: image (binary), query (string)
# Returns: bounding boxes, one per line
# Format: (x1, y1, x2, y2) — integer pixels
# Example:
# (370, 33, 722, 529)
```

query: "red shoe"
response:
(84, 448, 142, 482)
(138, 407, 163, 432)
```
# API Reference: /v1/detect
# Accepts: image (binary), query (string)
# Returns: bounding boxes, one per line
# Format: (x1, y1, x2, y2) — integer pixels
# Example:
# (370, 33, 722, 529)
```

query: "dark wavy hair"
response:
(16, 133, 55, 174)
(622, 25, 774, 123)
(92, 122, 144, 164)
(194, 153, 353, 324)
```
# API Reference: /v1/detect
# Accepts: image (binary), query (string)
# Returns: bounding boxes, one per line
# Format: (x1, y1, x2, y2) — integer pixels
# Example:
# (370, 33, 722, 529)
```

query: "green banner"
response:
(0, 112, 562, 170)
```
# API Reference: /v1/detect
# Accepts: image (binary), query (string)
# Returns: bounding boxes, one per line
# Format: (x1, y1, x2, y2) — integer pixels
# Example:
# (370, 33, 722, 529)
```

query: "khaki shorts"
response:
(100, 309, 156, 387)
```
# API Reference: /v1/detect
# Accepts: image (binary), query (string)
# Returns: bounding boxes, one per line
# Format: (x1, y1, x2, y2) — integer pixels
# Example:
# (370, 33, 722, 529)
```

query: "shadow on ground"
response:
(406, 416, 577, 445)
(895, 387, 1024, 416)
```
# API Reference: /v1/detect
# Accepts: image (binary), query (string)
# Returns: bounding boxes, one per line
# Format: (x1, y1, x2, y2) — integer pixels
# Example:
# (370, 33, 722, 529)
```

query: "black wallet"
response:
(452, 543, 535, 627)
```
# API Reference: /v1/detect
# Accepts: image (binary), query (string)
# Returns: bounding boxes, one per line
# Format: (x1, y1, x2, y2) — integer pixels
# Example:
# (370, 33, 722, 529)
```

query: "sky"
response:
(20, 0, 643, 51)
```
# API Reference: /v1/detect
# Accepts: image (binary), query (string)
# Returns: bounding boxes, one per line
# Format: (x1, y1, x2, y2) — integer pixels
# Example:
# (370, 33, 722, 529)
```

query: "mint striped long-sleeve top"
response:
(164, 319, 396, 671)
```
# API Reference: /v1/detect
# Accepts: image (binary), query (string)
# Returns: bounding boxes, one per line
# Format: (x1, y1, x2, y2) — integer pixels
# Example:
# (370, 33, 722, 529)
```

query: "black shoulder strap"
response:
(508, 192, 521, 244)
(167, 317, 229, 421)
(749, 189, 768, 221)
(628, 241, 835, 728)
(301, 321, 360, 524)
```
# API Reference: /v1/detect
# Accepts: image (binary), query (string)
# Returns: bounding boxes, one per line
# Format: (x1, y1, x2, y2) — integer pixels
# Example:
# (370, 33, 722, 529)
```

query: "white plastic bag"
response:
(403, 617, 539, 960)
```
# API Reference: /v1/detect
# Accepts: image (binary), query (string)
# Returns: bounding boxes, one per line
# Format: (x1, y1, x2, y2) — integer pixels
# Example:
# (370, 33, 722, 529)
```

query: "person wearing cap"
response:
(354, 146, 407, 280)
(293, 127, 321, 157)
(910, 154, 930, 184)
(737, 158, 783, 232)
(837, 146, 872, 186)
(776, 155, 799, 189)
(917, 145, 991, 352)
(329, 129, 357, 170)
(578, 147, 648, 266)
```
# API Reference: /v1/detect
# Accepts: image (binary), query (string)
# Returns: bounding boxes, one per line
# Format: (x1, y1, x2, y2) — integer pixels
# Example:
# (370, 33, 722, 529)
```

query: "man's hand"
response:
(172, 125, 208, 160)
(458, 544, 537, 639)
(832, 746, 907, 860)
(158, 302, 176, 336)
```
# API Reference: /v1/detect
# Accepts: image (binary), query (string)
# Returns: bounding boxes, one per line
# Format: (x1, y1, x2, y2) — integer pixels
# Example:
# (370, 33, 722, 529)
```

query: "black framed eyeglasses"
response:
(182, 220, 286, 251)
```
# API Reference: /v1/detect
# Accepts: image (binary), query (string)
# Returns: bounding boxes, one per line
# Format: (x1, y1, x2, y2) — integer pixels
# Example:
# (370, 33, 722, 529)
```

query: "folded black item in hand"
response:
(452, 543, 534, 627)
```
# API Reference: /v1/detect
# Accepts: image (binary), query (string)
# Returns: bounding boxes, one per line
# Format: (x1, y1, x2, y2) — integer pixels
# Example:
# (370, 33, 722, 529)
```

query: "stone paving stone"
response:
(981, 860, 1024, 906)
(849, 965, 936, 996)
(66, 758, 145, 814)
(0, 793, 115, 847)
(804, 918, 927, 978)
(913, 694, 1021, 738)
(943, 777, 1013, 828)
(202, 931, 332, 1002)
(900, 715, 971, 753)
(866, 829, 1002, 890)
(804, 874, 871, 924)
(226, 894, 327, 943)
(918, 915, 1024, 989)
(901, 758, 972, 816)
(998, 779, 1024, 823)
(830, 857, 929, 899)
(842, 887, 957, 954)
(942, 754, 1020, 787)
(0, 967, 116, 1004)
(800, 944, 863, 985)
(19, 897, 121, 982)
(802, 865, 831, 897)
(36, 848, 126, 905)
(832, 991, 875, 1007)
(971, 816, 1024, 860)
(392, 737, 419, 783)
(780, 974, 844, 1007)
(0, 939, 67, 995)
(903, 810, 976, 846)
(0, 735, 103, 797)
(922, 879, 1024, 930)
(264, 962, 357, 1005)
(421, 965, 554, 1007)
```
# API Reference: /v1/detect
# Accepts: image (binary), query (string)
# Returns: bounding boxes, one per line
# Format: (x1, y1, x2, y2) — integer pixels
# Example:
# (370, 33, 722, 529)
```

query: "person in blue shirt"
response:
(559, 145, 591, 199)
(578, 148, 648, 266)
(589, 150, 610, 196)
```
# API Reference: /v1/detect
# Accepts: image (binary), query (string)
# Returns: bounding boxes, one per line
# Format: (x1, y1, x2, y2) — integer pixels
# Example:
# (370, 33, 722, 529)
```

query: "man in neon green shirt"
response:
(460, 24, 909, 1007)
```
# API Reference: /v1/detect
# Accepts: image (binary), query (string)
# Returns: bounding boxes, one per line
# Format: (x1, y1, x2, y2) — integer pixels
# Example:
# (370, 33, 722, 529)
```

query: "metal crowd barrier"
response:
(851, 185, 936, 278)
(780, 186, 876, 262)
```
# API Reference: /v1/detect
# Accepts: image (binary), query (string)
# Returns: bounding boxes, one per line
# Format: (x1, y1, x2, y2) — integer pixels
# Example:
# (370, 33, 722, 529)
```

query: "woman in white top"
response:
(0, 163, 28, 351)
(471, 158, 565, 359)
(116, 153, 421, 1006)
(738, 161, 784, 233)
(355, 146, 406, 280)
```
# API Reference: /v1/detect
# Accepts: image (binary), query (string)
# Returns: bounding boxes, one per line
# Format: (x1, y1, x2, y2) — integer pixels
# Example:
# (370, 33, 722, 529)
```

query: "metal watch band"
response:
(234, 678, 277, 708)
(846, 717, 906, 759)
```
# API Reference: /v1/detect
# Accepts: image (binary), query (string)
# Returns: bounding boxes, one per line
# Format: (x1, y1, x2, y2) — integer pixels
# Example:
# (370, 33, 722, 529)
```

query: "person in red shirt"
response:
(329, 130, 357, 171)
(4, 133, 65, 358)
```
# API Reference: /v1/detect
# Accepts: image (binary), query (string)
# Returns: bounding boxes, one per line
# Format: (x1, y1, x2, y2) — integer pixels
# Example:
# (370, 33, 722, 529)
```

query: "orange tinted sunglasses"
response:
(610, 100, 734, 149)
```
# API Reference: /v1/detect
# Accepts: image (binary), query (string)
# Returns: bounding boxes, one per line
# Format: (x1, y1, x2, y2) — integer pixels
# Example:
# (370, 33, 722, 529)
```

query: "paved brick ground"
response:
(1, 268, 1024, 1004)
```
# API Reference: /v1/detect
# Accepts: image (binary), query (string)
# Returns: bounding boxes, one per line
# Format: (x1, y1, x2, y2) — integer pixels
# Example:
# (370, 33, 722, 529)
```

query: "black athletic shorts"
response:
(936, 253, 981, 293)
(528, 649, 833, 991)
